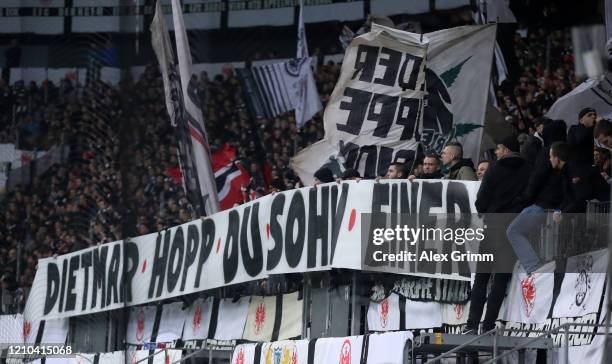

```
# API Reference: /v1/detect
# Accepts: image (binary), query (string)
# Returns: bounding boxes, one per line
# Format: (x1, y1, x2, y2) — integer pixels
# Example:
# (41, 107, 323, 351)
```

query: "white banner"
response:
(292, 24, 496, 182)
(312, 336, 364, 364)
(23, 180, 479, 321)
(502, 262, 556, 324)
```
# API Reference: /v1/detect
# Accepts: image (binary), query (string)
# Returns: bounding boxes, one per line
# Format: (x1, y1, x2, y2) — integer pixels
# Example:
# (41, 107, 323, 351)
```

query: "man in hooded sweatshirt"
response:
(441, 142, 477, 181)
(464, 135, 530, 334)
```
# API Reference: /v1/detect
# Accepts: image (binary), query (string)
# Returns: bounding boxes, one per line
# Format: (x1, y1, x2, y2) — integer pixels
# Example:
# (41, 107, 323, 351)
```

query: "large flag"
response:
(295, 0, 322, 127)
(170, 0, 220, 216)
(291, 24, 496, 183)
(237, 60, 322, 127)
(546, 72, 612, 126)
(211, 143, 251, 210)
(297, 0, 308, 59)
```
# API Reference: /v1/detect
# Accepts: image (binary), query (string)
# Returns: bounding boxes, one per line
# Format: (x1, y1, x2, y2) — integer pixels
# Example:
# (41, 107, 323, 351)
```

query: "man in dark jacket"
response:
(522, 117, 550, 167)
(568, 108, 596, 168)
(464, 136, 530, 334)
(408, 153, 444, 180)
(507, 142, 576, 274)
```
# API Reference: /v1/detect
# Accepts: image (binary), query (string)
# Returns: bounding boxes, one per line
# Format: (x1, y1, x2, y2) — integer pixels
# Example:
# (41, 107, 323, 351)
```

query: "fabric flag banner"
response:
(183, 297, 214, 341)
(312, 336, 364, 364)
(231, 344, 258, 364)
(157, 302, 186, 343)
(152, 349, 182, 364)
(292, 24, 496, 183)
(99, 351, 125, 364)
(546, 72, 612, 126)
(297, 0, 308, 59)
(260, 340, 309, 364)
(552, 249, 608, 318)
(405, 299, 442, 329)
(367, 293, 401, 331)
(366, 331, 413, 364)
(237, 60, 321, 127)
(278, 291, 303, 340)
(294, 56, 323, 127)
(171, 0, 220, 216)
(23, 318, 41, 344)
(502, 261, 556, 324)
(214, 297, 250, 340)
(0, 314, 22, 346)
(243, 296, 277, 342)
(440, 302, 470, 327)
(150, 0, 181, 128)
(68, 353, 95, 364)
(40, 318, 69, 344)
(212, 143, 251, 210)
(126, 306, 157, 345)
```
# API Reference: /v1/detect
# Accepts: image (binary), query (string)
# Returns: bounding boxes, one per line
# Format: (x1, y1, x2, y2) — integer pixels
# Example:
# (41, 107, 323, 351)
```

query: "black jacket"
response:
(568, 123, 594, 167)
(445, 158, 477, 181)
(521, 133, 544, 167)
(420, 170, 444, 179)
(476, 154, 531, 213)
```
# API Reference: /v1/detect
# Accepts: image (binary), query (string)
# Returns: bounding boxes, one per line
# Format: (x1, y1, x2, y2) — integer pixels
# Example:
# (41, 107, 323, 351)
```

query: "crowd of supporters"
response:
(0, 26, 611, 307)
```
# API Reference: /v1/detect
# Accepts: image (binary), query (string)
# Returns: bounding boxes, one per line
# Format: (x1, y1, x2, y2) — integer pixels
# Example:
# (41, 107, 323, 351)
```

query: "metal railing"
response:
(536, 201, 610, 262)
(420, 322, 612, 364)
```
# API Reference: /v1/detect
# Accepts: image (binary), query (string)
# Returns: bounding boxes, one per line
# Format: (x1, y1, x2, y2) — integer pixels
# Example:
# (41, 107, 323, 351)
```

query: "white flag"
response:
(502, 262, 555, 324)
(231, 344, 258, 364)
(171, 0, 220, 216)
(297, 0, 308, 59)
(294, 57, 322, 128)
(213, 297, 250, 340)
(278, 291, 303, 340)
(405, 299, 442, 329)
(552, 249, 608, 318)
(366, 331, 413, 364)
(126, 306, 156, 345)
(150, 0, 180, 127)
(156, 302, 186, 343)
(183, 297, 214, 341)
(243, 295, 277, 342)
(313, 336, 364, 364)
(366, 294, 401, 331)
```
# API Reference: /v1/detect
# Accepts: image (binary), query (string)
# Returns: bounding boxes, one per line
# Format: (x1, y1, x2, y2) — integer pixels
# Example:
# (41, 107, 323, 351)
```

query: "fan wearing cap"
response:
(568, 107, 597, 169)
(313, 167, 335, 186)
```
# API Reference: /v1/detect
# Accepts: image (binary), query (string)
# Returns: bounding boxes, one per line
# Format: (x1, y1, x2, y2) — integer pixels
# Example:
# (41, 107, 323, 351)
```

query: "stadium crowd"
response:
(0, 26, 611, 310)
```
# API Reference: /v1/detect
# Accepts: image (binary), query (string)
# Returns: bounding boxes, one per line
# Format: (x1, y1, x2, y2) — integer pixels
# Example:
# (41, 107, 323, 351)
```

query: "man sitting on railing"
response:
(506, 142, 579, 274)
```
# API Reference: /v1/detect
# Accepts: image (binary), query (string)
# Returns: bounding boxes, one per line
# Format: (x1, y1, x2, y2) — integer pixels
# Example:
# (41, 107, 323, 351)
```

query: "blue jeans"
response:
(506, 204, 545, 274)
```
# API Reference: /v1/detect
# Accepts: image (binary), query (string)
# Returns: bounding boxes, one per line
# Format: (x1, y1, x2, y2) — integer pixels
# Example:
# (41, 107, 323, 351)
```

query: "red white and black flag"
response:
(212, 143, 251, 210)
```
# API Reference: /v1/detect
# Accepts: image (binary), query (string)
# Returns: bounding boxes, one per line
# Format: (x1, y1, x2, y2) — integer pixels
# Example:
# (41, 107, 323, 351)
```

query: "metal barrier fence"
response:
(536, 201, 611, 263)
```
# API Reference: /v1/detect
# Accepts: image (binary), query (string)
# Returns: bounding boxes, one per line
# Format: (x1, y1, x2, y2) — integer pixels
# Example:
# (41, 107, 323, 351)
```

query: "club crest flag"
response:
(502, 261, 556, 323)
(126, 306, 157, 345)
(552, 249, 608, 318)
(244, 296, 277, 342)
(183, 297, 214, 341)
(232, 344, 258, 364)
(366, 293, 401, 331)
(312, 336, 364, 364)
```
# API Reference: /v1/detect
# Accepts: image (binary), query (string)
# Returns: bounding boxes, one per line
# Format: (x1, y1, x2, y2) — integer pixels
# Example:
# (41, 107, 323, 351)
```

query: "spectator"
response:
(441, 142, 477, 181)
(408, 153, 443, 180)
(384, 162, 408, 179)
(476, 160, 491, 181)
(314, 167, 334, 185)
(522, 117, 549, 166)
(506, 142, 575, 274)
(339, 169, 361, 181)
(594, 147, 611, 181)
(568, 107, 596, 168)
(465, 135, 530, 335)
(594, 119, 612, 150)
